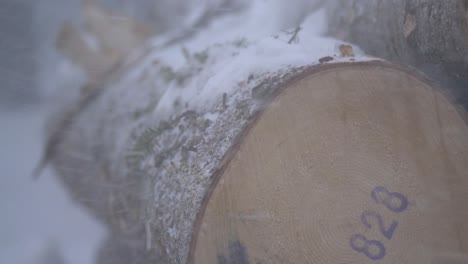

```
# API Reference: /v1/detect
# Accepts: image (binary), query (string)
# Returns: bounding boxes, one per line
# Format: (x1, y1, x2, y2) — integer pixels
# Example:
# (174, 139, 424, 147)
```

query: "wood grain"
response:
(191, 64, 468, 264)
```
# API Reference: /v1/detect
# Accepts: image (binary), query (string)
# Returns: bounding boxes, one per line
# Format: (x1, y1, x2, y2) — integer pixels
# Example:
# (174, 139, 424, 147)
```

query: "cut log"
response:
(49, 23, 370, 262)
(326, 0, 468, 107)
(47, 8, 468, 264)
(191, 62, 468, 264)
(51, 58, 468, 263)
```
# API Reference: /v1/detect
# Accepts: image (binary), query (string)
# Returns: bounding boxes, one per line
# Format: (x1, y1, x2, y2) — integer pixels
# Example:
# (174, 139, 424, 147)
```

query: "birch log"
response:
(48, 8, 468, 264)
(326, 0, 468, 106)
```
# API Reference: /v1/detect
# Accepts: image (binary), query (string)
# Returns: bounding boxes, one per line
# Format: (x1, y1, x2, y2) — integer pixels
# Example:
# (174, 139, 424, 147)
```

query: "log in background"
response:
(326, 0, 468, 108)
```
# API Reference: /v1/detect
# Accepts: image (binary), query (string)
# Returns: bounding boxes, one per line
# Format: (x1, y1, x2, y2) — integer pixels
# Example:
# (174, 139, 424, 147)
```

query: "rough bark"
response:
(326, 0, 468, 107)
(46, 2, 468, 263)
(48, 21, 365, 262)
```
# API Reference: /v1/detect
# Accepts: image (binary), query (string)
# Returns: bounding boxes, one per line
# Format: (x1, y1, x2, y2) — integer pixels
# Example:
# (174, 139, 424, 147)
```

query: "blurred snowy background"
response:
(0, 0, 325, 263)
(0, 1, 104, 264)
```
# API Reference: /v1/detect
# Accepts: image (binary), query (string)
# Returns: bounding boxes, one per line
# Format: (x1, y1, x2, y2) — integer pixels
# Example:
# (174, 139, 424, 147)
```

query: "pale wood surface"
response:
(191, 64, 468, 264)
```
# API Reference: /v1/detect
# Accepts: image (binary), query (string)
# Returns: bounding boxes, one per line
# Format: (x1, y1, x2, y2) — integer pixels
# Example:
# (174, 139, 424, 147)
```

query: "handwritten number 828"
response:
(349, 186, 408, 260)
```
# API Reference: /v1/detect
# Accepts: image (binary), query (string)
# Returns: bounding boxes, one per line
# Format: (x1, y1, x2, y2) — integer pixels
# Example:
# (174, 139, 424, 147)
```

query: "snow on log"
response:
(49, 10, 468, 264)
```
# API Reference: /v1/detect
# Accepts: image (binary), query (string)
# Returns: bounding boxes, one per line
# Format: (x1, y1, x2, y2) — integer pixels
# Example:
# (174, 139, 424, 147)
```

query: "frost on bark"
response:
(47, 1, 468, 263)
(49, 20, 367, 263)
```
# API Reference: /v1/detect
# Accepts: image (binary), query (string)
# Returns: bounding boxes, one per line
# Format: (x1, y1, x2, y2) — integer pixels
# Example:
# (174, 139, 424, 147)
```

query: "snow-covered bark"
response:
(45, 1, 468, 263)
(48, 7, 374, 263)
